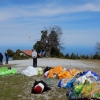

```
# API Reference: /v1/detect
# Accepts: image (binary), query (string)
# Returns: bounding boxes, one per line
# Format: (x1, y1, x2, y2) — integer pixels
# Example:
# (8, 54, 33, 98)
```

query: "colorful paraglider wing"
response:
(0, 67, 17, 76)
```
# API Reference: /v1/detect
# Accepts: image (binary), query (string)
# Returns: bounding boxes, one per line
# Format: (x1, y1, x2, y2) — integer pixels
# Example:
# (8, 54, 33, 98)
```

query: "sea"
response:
(0, 44, 96, 61)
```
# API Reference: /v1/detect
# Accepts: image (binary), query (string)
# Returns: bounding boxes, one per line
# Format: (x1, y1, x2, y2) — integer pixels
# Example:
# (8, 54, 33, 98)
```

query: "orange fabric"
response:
(71, 69, 82, 75)
(47, 66, 63, 78)
(47, 66, 82, 79)
(58, 69, 82, 79)
(58, 70, 73, 79)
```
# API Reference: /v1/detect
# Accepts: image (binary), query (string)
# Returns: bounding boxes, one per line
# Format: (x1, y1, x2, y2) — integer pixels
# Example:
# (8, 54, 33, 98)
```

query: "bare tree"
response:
(41, 30, 48, 51)
(95, 42, 100, 51)
(34, 25, 64, 57)
(46, 25, 63, 56)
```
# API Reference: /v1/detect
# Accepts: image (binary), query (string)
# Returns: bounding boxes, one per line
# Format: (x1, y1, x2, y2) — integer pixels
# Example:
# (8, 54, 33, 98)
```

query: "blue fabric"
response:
(82, 70, 99, 80)
(65, 78, 75, 88)
(91, 71, 99, 80)
(58, 80, 62, 87)
(82, 70, 89, 75)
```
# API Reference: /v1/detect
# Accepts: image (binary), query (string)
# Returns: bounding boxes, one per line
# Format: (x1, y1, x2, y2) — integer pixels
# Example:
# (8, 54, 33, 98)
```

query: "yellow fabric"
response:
(47, 66, 63, 78)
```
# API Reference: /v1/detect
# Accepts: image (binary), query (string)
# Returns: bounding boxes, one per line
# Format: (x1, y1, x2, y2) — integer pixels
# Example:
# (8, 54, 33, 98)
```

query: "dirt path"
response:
(5, 58, 100, 73)
(7, 58, 100, 68)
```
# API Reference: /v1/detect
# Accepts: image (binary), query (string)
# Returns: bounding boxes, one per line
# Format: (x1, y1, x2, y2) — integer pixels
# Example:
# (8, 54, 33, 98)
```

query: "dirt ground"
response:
(7, 58, 100, 72)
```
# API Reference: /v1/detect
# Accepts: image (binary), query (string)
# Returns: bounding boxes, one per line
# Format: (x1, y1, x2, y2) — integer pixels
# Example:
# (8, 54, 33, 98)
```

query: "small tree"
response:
(7, 49, 15, 58)
(85, 55, 89, 59)
(93, 52, 100, 59)
(71, 53, 77, 59)
(16, 49, 21, 56)
(65, 53, 70, 59)
(95, 42, 100, 51)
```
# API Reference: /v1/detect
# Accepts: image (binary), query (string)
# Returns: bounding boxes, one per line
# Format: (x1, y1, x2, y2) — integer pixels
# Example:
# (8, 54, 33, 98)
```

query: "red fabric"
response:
(33, 86, 42, 93)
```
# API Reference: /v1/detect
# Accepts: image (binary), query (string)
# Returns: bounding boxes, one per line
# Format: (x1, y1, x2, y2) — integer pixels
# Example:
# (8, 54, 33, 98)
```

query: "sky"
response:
(0, 0, 100, 55)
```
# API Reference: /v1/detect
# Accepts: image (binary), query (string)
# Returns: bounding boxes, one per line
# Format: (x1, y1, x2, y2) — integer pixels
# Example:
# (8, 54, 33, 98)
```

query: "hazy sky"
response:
(0, 0, 100, 47)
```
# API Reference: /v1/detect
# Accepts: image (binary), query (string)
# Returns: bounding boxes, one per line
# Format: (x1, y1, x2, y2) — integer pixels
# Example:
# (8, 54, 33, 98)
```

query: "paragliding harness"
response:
(43, 66, 52, 73)
(31, 80, 51, 94)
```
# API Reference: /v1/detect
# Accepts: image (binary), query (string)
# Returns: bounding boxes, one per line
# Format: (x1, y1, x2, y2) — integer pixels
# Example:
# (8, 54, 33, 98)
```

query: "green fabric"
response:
(94, 91, 100, 98)
(74, 83, 84, 94)
(73, 81, 100, 99)
(37, 69, 43, 75)
(0, 67, 17, 76)
(81, 83, 92, 97)
(81, 82, 100, 98)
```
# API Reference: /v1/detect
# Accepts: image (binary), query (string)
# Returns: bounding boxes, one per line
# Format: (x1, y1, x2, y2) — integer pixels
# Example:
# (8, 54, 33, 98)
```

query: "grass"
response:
(0, 74, 68, 100)
(0, 60, 100, 100)
(0, 74, 25, 100)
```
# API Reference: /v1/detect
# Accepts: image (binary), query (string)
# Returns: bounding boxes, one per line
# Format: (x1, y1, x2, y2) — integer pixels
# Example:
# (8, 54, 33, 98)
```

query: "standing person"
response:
(5, 51, 9, 64)
(32, 49, 37, 67)
(0, 53, 3, 65)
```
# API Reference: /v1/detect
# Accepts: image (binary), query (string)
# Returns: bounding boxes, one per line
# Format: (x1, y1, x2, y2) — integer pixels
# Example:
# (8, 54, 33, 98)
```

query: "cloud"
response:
(0, 0, 100, 47)
(0, 1, 100, 22)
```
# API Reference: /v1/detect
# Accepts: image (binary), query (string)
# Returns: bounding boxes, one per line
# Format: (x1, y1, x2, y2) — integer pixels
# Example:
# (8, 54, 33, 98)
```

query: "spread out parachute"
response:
(0, 67, 17, 76)
(21, 66, 43, 76)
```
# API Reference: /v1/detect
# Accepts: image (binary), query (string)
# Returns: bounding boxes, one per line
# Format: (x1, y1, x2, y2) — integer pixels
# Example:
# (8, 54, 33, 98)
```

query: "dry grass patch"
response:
(0, 74, 69, 100)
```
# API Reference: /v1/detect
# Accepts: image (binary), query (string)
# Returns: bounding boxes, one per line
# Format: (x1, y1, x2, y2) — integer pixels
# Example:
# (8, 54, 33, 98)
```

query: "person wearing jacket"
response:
(5, 51, 9, 64)
(32, 49, 37, 67)
(0, 53, 3, 65)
